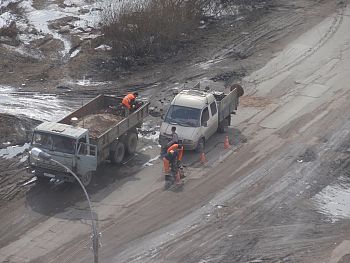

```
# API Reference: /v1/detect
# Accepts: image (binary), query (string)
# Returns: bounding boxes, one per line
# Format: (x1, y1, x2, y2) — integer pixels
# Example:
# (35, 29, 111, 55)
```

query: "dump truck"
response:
(159, 83, 244, 152)
(27, 95, 150, 186)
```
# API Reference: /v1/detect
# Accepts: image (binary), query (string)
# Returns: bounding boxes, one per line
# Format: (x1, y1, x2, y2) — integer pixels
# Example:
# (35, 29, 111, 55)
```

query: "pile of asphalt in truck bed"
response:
(77, 113, 124, 138)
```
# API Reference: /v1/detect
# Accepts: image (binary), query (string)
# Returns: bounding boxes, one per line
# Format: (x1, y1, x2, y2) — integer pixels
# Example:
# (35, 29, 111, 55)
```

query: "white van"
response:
(159, 84, 243, 151)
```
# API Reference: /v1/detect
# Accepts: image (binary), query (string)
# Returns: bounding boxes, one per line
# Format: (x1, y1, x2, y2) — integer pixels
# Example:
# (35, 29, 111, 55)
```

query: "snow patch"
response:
(0, 85, 80, 121)
(3, 43, 43, 59)
(0, 11, 14, 28)
(313, 176, 350, 222)
(0, 0, 18, 10)
(95, 44, 112, 51)
(0, 143, 29, 160)
(75, 77, 107, 86)
(70, 48, 80, 58)
(142, 155, 160, 167)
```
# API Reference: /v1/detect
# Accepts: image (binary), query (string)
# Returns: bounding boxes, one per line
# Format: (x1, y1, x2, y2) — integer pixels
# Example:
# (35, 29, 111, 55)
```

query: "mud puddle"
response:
(0, 86, 86, 121)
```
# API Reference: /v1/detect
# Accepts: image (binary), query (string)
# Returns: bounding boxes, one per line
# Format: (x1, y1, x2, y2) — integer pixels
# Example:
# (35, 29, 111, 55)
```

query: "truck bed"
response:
(217, 85, 243, 122)
(77, 112, 124, 138)
(59, 94, 150, 148)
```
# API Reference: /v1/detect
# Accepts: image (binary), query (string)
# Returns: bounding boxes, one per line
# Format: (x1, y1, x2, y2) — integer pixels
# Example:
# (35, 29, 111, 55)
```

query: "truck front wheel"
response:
(80, 171, 94, 187)
(110, 142, 125, 164)
(126, 132, 138, 155)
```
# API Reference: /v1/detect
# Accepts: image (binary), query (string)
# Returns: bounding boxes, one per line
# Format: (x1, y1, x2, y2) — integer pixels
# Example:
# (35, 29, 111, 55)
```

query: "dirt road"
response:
(1, 0, 350, 263)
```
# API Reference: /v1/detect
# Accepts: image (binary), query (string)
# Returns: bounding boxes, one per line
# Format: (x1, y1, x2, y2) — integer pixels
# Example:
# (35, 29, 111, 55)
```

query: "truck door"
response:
(209, 101, 219, 136)
(76, 142, 98, 176)
(201, 107, 211, 139)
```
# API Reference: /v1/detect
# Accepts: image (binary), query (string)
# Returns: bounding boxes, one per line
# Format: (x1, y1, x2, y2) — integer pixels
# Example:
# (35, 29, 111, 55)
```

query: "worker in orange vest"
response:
(167, 142, 184, 161)
(164, 142, 185, 181)
(122, 92, 138, 116)
(163, 149, 177, 175)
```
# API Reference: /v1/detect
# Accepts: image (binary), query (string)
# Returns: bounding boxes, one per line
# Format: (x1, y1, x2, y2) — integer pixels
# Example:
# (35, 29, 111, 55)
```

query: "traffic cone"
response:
(224, 135, 230, 149)
(163, 158, 170, 174)
(200, 152, 207, 164)
(175, 171, 181, 184)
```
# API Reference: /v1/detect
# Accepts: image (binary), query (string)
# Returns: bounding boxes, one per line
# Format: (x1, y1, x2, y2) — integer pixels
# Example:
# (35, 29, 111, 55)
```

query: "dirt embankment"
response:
(0, 114, 39, 204)
(0, 113, 41, 148)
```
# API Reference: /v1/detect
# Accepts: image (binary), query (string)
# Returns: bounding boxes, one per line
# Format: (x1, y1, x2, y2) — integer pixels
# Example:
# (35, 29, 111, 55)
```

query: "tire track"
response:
(246, 6, 345, 86)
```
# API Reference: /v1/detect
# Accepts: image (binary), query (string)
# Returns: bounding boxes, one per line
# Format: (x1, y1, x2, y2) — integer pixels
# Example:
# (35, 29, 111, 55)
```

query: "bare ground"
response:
(1, 0, 350, 262)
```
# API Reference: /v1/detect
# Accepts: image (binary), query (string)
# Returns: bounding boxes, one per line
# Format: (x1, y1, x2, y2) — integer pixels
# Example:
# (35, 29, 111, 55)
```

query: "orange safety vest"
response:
(122, 93, 136, 109)
(167, 144, 184, 161)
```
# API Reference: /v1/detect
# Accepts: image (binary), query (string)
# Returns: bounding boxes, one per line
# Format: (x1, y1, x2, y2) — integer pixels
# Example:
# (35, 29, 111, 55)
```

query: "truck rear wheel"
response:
(126, 132, 138, 155)
(110, 142, 125, 164)
(36, 175, 50, 185)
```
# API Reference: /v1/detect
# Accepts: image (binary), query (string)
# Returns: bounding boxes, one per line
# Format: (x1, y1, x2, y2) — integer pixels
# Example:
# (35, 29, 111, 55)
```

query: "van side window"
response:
(201, 107, 209, 125)
(210, 102, 217, 116)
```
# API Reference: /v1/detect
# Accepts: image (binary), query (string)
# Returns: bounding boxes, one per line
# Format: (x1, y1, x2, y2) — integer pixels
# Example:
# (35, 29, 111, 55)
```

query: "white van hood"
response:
(160, 122, 199, 141)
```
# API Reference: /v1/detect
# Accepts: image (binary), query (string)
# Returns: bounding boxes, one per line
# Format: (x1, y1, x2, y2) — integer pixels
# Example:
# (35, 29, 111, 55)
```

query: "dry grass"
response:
(0, 21, 18, 38)
(0, 1, 24, 38)
(100, 0, 271, 61)
(100, 0, 207, 58)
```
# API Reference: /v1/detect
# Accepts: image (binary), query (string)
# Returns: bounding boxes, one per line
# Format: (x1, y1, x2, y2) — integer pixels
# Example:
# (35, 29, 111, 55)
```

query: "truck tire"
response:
(80, 171, 94, 187)
(218, 119, 229, 133)
(231, 84, 244, 97)
(36, 175, 50, 185)
(110, 142, 125, 164)
(126, 132, 138, 155)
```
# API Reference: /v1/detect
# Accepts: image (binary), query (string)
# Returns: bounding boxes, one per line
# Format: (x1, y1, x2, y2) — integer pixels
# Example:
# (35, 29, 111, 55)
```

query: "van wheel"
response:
(195, 138, 205, 153)
(126, 132, 138, 155)
(110, 142, 125, 164)
(231, 84, 244, 97)
(79, 171, 94, 187)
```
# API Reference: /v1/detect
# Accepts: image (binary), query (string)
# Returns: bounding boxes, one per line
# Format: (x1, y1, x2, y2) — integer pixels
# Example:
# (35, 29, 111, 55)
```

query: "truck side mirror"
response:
(202, 121, 208, 127)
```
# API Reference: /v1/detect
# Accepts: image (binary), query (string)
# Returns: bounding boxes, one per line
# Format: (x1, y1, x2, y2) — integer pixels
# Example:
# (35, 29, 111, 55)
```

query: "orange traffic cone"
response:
(163, 158, 170, 173)
(224, 135, 230, 149)
(200, 152, 207, 164)
(175, 171, 181, 184)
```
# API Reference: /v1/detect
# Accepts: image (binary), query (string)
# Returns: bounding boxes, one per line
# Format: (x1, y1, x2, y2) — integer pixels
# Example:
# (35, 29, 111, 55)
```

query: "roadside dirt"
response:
(0, 113, 40, 147)
(1, 0, 350, 262)
(0, 0, 340, 95)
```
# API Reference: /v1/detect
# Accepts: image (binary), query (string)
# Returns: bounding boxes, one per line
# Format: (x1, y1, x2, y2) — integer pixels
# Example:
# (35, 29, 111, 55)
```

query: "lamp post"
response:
(30, 148, 99, 263)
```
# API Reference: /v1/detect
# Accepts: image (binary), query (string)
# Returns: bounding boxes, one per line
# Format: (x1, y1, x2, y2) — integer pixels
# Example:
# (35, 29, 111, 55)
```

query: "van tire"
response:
(195, 138, 205, 153)
(231, 84, 244, 97)
(110, 142, 125, 164)
(126, 132, 138, 155)
(218, 119, 229, 133)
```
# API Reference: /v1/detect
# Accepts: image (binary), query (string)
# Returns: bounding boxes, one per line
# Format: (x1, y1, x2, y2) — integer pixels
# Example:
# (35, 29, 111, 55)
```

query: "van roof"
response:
(172, 90, 214, 109)
(35, 122, 87, 139)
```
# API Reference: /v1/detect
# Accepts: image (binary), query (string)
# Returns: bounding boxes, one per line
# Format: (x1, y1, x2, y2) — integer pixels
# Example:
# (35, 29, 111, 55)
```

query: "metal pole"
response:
(51, 159, 99, 263)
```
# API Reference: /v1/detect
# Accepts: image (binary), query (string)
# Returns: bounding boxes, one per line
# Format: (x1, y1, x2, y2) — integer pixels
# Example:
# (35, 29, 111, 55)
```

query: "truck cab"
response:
(28, 122, 97, 186)
(159, 89, 219, 151)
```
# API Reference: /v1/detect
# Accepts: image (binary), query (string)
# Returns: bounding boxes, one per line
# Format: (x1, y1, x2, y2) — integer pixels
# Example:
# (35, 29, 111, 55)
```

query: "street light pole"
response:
(50, 159, 99, 263)
(30, 148, 99, 263)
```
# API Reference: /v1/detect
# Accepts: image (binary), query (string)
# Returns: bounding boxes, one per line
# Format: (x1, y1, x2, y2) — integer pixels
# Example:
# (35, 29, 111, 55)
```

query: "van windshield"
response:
(165, 105, 201, 127)
(32, 132, 76, 154)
